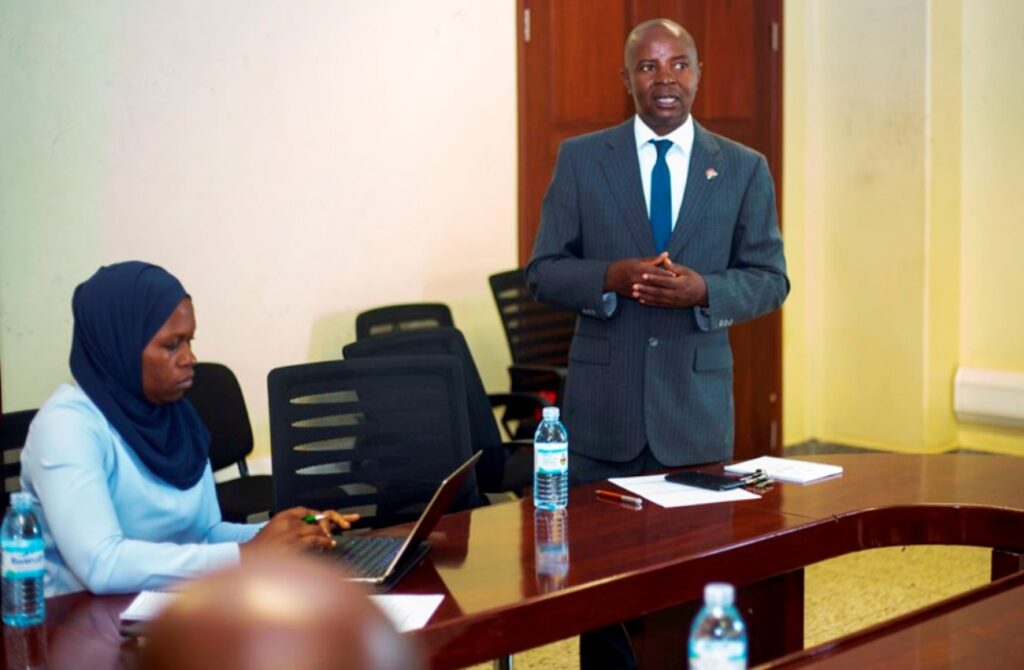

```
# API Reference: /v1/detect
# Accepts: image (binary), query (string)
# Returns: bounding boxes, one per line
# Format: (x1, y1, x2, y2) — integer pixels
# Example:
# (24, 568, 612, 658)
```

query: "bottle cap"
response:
(704, 582, 735, 607)
(542, 406, 560, 421)
(9, 492, 32, 508)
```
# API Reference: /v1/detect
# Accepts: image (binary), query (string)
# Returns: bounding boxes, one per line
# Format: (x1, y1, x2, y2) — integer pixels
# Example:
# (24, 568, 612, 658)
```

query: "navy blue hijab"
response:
(70, 261, 209, 490)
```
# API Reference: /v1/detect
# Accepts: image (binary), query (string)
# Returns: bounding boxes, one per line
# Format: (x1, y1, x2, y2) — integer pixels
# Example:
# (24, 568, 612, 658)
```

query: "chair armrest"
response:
(488, 391, 552, 442)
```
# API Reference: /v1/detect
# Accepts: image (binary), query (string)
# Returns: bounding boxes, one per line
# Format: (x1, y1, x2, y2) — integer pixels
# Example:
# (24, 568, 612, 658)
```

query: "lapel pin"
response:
(705, 168, 719, 180)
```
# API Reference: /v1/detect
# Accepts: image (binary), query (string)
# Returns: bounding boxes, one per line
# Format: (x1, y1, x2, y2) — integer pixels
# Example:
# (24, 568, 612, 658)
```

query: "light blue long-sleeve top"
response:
(19, 383, 261, 597)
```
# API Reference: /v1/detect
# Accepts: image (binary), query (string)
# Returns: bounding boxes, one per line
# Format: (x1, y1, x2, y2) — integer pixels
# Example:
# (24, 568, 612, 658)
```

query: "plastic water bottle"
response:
(2, 493, 46, 627)
(534, 508, 569, 592)
(3, 624, 48, 669)
(688, 582, 747, 670)
(533, 406, 568, 510)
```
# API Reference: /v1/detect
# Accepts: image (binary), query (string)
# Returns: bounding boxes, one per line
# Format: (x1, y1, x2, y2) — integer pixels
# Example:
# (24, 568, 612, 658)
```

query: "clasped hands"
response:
(241, 507, 360, 560)
(605, 252, 708, 309)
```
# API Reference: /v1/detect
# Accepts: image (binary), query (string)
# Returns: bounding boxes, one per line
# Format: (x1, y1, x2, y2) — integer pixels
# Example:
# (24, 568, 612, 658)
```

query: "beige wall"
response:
(784, 0, 1024, 455)
(0, 1, 518, 456)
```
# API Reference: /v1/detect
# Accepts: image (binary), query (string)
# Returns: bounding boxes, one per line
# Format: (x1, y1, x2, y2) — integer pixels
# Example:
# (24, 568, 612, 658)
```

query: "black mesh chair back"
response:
(267, 355, 481, 530)
(355, 303, 454, 340)
(186, 363, 254, 471)
(1, 409, 37, 504)
(488, 270, 575, 368)
(343, 328, 506, 493)
(489, 269, 575, 438)
(185, 362, 273, 522)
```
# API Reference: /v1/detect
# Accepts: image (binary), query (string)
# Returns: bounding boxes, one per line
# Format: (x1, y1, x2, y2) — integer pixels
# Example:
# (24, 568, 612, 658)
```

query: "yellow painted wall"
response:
(785, 0, 1024, 456)
(0, 1, 518, 457)
(957, 0, 1024, 454)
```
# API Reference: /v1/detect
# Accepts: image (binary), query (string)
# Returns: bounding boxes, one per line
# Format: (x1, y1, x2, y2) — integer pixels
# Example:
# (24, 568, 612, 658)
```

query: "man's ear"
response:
(619, 68, 632, 95)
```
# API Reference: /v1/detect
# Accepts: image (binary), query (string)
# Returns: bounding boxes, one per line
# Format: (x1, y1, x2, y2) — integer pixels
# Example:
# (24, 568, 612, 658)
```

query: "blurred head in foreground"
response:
(140, 554, 422, 670)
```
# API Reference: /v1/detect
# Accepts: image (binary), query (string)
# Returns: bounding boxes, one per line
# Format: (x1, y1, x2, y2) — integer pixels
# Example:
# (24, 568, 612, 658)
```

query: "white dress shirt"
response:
(633, 114, 695, 232)
(600, 115, 699, 318)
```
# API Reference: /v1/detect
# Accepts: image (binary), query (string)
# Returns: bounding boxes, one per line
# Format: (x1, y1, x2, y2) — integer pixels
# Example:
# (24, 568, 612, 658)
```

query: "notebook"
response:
(724, 456, 843, 484)
(333, 451, 481, 589)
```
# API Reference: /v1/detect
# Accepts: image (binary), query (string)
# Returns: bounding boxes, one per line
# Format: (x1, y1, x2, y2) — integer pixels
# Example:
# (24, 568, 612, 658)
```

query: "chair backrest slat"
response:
(355, 303, 454, 341)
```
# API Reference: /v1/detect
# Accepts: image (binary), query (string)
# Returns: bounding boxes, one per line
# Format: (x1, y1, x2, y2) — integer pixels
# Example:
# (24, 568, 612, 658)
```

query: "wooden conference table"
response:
(3, 454, 1023, 669)
(763, 569, 1024, 668)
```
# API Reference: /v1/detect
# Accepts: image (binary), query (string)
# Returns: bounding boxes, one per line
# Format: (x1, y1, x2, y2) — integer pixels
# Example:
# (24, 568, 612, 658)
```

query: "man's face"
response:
(621, 26, 700, 136)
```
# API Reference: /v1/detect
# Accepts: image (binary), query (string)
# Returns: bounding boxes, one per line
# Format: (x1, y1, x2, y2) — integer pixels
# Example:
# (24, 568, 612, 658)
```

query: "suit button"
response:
(648, 337, 659, 347)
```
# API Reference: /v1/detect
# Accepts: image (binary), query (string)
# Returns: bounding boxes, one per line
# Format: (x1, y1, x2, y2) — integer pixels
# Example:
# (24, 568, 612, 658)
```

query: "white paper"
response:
(369, 594, 444, 632)
(608, 474, 760, 508)
(725, 456, 843, 484)
(119, 590, 178, 623)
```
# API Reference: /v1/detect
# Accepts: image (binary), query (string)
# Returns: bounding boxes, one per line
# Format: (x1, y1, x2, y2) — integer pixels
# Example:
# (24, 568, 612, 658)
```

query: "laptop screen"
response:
(379, 451, 482, 578)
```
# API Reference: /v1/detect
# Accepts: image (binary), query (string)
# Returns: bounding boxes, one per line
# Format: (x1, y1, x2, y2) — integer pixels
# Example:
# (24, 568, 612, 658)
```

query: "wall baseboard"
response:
(954, 367, 1024, 430)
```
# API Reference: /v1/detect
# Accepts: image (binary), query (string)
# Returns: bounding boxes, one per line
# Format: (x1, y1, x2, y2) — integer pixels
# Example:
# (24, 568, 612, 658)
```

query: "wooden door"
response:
(518, 0, 783, 460)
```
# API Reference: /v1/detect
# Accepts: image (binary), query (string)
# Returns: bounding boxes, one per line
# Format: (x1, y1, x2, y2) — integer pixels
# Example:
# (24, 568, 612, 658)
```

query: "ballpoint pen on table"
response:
(595, 489, 644, 508)
(739, 469, 773, 489)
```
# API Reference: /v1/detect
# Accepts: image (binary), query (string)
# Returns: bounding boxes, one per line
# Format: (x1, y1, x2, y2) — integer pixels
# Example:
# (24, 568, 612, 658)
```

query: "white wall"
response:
(0, 1, 518, 456)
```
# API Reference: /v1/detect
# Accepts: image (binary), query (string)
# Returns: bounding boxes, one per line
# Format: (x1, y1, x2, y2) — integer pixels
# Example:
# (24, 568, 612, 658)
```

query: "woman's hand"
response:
(240, 507, 360, 560)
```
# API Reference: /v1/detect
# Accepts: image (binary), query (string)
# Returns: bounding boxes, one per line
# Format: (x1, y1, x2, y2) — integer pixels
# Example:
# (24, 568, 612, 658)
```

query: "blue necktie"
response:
(649, 139, 673, 253)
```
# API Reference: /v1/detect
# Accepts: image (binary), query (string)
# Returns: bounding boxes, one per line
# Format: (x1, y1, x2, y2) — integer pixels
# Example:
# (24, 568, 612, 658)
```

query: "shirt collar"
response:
(633, 114, 695, 155)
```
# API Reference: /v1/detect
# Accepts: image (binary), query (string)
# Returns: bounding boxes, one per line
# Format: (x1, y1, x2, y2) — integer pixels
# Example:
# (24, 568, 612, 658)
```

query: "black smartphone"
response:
(664, 471, 746, 491)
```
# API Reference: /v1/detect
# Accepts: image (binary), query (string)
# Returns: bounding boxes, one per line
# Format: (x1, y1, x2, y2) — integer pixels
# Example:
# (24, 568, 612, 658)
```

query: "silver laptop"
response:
(333, 451, 481, 589)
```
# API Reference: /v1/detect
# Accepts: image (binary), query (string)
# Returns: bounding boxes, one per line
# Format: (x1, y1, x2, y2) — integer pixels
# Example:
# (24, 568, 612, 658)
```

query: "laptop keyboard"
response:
(336, 536, 404, 579)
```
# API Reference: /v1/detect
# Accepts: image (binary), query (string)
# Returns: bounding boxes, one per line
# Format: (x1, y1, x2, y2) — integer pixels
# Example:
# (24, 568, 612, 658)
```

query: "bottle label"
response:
(688, 639, 747, 670)
(535, 443, 568, 474)
(2, 539, 45, 579)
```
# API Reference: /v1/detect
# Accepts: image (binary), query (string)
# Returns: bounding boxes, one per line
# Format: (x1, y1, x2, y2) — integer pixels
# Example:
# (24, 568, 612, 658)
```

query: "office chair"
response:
(1, 409, 37, 505)
(267, 355, 483, 530)
(343, 327, 541, 495)
(488, 269, 575, 437)
(355, 303, 454, 340)
(185, 363, 273, 522)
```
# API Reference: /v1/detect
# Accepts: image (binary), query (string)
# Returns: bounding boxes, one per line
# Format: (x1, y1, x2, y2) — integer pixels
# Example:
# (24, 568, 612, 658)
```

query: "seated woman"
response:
(20, 261, 358, 596)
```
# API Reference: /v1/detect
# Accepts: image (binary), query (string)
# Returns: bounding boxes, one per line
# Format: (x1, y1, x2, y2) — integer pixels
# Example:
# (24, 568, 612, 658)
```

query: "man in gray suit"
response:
(527, 17, 789, 669)
(527, 18, 789, 489)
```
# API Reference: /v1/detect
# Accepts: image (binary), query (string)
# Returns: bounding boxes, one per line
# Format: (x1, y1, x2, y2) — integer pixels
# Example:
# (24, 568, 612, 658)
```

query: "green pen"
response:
(302, 513, 325, 524)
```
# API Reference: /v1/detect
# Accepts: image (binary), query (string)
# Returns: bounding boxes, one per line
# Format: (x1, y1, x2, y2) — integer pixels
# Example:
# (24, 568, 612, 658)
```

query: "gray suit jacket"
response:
(526, 119, 789, 467)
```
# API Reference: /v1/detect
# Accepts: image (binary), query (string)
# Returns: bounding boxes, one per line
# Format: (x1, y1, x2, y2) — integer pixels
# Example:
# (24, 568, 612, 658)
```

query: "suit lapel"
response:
(667, 123, 721, 257)
(599, 120, 656, 256)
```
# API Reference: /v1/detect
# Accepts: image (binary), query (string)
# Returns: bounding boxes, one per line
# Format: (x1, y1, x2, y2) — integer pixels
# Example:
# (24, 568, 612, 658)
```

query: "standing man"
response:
(527, 18, 788, 488)
(527, 16, 789, 669)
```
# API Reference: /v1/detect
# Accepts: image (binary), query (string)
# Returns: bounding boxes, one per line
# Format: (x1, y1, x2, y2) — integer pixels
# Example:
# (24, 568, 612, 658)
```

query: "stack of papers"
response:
(609, 474, 760, 508)
(725, 456, 843, 484)
(368, 594, 443, 632)
(120, 590, 443, 633)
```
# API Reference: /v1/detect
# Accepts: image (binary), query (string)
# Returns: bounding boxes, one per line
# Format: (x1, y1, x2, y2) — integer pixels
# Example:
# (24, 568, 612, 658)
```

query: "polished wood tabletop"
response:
(3, 454, 1022, 669)
(405, 454, 1024, 667)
